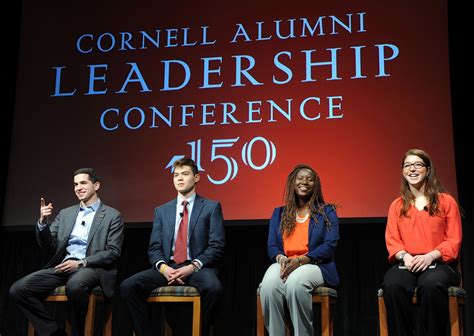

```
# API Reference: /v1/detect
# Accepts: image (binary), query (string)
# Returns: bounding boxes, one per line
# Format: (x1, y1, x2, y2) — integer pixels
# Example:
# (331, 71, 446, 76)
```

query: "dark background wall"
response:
(1, 2, 472, 335)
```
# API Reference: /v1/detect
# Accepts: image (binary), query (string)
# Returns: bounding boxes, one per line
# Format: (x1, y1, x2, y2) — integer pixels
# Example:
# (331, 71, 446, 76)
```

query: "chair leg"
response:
(84, 294, 97, 335)
(164, 320, 172, 336)
(320, 296, 331, 336)
(256, 294, 265, 336)
(285, 321, 291, 336)
(192, 297, 201, 336)
(103, 300, 113, 336)
(28, 322, 35, 336)
(378, 295, 388, 336)
(329, 299, 335, 336)
(449, 296, 460, 336)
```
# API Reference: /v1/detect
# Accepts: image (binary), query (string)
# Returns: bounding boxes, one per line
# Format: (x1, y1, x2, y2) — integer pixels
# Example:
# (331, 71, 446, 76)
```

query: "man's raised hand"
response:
(39, 197, 53, 224)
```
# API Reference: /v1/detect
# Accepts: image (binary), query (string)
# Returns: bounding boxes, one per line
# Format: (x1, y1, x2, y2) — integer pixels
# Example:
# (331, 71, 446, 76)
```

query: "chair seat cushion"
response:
(47, 286, 105, 296)
(313, 286, 338, 297)
(257, 285, 337, 298)
(378, 286, 465, 298)
(448, 286, 466, 297)
(149, 286, 200, 297)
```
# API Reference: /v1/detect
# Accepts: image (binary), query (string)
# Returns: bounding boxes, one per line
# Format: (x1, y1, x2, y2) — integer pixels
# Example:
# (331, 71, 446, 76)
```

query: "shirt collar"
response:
(80, 198, 101, 212)
(177, 193, 196, 205)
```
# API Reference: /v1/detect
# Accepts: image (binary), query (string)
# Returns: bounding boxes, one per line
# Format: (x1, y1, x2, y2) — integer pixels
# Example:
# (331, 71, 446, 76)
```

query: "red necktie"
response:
(174, 200, 189, 264)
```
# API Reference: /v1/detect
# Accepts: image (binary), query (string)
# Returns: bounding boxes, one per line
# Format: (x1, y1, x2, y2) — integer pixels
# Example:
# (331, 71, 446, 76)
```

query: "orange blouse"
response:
(385, 193, 462, 263)
(283, 218, 309, 257)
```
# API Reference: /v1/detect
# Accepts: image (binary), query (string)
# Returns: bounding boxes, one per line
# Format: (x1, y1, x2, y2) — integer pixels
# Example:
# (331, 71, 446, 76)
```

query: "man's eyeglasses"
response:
(402, 162, 426, 170)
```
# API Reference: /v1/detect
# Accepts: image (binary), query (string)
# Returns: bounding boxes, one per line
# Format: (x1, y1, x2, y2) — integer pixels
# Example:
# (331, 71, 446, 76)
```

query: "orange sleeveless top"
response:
(283, 217, 309, 257)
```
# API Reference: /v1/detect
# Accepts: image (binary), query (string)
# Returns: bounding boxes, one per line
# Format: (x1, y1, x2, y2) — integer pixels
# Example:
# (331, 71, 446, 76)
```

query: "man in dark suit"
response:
(9, 168, 124, 336)
(120, 157, 225, 336)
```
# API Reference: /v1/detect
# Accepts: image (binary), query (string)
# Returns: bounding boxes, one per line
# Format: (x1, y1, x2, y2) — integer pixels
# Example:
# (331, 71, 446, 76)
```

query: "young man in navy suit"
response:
(121, 158, 225, 336)
(9, 168, 124, 336)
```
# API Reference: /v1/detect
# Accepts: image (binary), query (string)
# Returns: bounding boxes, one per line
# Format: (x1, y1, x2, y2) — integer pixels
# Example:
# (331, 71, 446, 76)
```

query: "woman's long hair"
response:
(280, 164, 335, 236)
(400, 148, 444, 217)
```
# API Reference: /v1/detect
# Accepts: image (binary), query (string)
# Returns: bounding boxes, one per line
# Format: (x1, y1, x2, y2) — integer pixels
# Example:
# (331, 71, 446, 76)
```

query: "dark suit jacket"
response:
(267, 205, 340, 287)
(148, 194, 225, 268)
(36, 202, 124, 297)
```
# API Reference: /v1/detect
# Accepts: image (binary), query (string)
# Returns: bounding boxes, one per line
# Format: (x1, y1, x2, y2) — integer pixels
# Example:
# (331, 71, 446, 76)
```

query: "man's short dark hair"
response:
(73, 168, 100, 183)
(173, 158, 198, 175)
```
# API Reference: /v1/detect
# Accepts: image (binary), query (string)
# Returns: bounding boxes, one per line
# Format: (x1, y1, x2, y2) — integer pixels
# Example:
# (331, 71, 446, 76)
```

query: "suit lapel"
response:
(63, 205, 80, 241)
(308, 215, 317, 239)
(189, 195, 204, 236)
(166, 199, 178, 249)
(87, 204, 106, 249)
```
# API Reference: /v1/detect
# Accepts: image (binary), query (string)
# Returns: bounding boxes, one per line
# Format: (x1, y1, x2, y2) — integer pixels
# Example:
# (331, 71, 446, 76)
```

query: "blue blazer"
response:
(267, 205, 339, 287)
(148, 195, 225, 268)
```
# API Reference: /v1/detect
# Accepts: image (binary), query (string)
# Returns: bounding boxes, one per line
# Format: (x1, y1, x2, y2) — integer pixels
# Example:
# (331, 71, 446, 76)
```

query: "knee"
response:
(212, 282, 224, 298)
(260, 269, 280, 292)
(261, 275, 277, 289)
(260, 282, 285, 306)
(383, 282, 406, 295)
(201, 280, 224, 300)
(284, 281, 306, 299)
(260, 279, 278, 298)
(382, 282, 414, 306)
(9, 281, 24, 302)
(65, 281, 88, 300)
(119, 278, 133, 298)
(119, 278, 128, 293)
(418, 281, 446, 296)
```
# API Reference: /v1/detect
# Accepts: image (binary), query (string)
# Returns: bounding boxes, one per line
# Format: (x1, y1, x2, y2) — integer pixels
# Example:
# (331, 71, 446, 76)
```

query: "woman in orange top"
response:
(382, 149, 462, 336)
(259, 164, 339, 336)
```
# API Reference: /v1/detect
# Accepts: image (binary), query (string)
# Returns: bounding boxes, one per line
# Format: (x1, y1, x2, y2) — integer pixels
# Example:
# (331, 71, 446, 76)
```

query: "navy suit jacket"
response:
(36, 202, 124, 297)
(267, 205, 340, 287)
(148, 194, 225, 268)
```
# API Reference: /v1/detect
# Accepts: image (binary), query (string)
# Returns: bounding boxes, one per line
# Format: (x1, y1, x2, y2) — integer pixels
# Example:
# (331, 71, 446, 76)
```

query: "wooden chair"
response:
(28, 286, 112, 336)
(377, 286, 466, 336)
(256, 286, 337, 336)
(147, 285, 201, 336)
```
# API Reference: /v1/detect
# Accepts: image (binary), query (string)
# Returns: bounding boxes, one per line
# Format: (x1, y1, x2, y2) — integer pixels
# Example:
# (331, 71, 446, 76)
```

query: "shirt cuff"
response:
(37, 221, 47, 231)
(192, 259, 203, 269)
(155, 260, 167, 271)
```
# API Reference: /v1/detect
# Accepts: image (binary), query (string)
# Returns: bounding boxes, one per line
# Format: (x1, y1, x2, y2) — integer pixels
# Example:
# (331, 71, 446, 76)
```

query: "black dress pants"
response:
(9, 267, 100, 336)
(120, 265, 223, 336)
(382, 263, 460, 336)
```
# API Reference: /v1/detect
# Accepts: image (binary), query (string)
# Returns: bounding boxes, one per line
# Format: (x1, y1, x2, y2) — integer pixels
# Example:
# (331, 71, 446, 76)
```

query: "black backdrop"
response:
(1, 2, 472, 335)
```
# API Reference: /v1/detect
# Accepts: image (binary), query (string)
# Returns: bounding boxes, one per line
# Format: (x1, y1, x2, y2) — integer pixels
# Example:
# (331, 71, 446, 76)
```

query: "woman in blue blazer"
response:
(259, 164, 339, 336)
